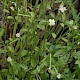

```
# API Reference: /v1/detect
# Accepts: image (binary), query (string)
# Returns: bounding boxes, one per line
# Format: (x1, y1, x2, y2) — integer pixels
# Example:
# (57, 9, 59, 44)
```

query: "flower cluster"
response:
(49, 5, 67, 26)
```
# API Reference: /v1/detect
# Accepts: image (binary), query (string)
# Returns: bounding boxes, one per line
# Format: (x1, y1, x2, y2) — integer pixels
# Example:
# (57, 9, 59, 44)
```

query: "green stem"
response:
(49, 53, 51, 70)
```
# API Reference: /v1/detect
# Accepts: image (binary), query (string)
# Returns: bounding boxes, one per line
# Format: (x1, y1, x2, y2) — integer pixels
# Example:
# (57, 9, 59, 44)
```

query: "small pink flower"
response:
(16, 33, 20, 38)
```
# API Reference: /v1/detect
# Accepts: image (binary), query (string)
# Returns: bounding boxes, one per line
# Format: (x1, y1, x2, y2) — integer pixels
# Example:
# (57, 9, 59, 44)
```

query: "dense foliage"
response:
(0, 0, 80, 80)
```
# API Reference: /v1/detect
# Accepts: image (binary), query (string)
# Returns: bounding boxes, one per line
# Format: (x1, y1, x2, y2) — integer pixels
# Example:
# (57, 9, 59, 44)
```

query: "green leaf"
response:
(37, 23, 45, 30)
(31, 66, 40, 74)
(1, 69, 8, 73)
(76, 51, 80, 60)
(36, 66, 40, 73)
(17, 14, 30, 17)
(54, 49, 67, 57)
(10, 6, 14, 11)
(20, 28, 28, 34)
(50, 12, 55, 18)
(60, 54, 69, 65)
(75, 60, 80, 68)
(31, 58, 36, 68)
(76, 51, 80, 68)
(49, 45, 55, 53)
(7, 46, 14, 52)
(33, 0, 39, 13)
(15, 78, 19, 80)
(0, 28, 4, 38)
(20, 50, 28, 57)
(52, 33, 56, 39)
(3, 9, 9, 13)
(20, 64, 28, 70)
(40, 61, 48, 69)
(20, 28, 28, 32)
(15, 16, 22, 22)
(7, 16, 14, 19)
(7, 75, 13, 80)
(46, 1, 51, 9)
(12, 63, 20, 75)
(69, 20, 73, 26)
(30, 12, 35, 18)
(49, 69, 57, 76)
(37, 20, 46, 30)
(62, 38, 68, 42)
(60, 23, 64, 27)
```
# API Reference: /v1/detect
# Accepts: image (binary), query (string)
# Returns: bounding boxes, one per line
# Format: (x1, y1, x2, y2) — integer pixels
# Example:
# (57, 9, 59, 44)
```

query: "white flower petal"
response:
(7, 57, 12, 62)
(57, 73, 61, 79)
(49, 19, 55, 26)
(59, 5, 67, 13)
(16, 33, 20, 38)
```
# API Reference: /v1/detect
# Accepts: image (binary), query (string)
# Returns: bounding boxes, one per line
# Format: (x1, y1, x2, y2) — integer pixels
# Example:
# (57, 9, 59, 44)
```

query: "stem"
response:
(49, 53, 51, 70)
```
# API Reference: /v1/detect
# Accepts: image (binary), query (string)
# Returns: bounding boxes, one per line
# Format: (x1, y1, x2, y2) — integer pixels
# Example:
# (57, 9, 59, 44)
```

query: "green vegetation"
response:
(0, 0, 80, 80)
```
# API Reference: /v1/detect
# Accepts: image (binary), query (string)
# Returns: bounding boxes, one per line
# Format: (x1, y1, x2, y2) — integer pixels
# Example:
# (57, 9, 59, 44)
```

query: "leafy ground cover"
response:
(0, 0, 80, 80)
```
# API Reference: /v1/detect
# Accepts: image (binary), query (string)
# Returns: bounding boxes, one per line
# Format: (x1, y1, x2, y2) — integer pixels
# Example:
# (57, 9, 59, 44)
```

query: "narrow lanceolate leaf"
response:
(62, 38, 68, 42)
(0, 28, 4, 38)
